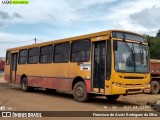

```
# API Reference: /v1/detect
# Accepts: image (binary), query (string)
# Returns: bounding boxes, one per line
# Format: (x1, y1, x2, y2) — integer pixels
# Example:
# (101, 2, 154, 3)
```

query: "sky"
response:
(0, 0, 160, 57)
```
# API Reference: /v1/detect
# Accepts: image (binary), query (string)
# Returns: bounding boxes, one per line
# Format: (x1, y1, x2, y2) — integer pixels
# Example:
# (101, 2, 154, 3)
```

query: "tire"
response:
(21, 77, 34, 92)
(106, 95, 120, 101)
(73, 81, 89, 102)
(150, 80, 160, 94)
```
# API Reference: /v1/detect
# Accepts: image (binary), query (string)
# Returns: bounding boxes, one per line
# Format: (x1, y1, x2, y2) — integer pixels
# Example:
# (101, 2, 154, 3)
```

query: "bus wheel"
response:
(21, 77, 33, 92)
(106, 95, 120, 101)
(150, 81, 160, 94)
(73, 81, 89, 102)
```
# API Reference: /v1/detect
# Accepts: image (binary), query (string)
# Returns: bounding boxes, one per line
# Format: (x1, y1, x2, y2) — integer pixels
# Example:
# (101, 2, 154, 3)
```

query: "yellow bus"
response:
(5, 30, 150, 102)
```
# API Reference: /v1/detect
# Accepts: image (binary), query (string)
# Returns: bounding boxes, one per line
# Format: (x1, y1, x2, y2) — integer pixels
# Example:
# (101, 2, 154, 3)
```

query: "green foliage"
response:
(146, 31, 160, 59)
(156, 29, 160, 37)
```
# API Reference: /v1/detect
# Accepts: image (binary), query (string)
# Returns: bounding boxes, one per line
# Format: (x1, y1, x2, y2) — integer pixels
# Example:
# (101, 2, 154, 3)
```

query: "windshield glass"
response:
(114, 40, 149, 73)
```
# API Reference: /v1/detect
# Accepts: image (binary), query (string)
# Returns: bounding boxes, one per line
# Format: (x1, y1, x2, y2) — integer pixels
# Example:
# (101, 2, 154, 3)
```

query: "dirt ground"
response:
(0, 73, 160, 120)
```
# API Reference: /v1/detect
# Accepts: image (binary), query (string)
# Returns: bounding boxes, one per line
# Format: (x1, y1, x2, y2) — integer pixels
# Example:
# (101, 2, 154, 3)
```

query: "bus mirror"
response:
(113, 41, 117, 51)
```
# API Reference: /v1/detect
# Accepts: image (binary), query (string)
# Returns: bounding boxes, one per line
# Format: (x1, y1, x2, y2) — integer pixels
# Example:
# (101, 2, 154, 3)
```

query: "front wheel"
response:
(106, 95, 120, 101)
(73, 81, 89, 102)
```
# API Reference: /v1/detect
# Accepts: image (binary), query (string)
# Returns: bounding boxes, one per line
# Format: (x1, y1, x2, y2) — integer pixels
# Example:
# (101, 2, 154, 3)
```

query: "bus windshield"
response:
(114, 40, 149, 73)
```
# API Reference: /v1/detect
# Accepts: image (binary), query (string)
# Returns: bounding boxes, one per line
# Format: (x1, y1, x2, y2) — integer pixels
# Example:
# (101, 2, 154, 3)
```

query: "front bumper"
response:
(111, 84, 150, 95)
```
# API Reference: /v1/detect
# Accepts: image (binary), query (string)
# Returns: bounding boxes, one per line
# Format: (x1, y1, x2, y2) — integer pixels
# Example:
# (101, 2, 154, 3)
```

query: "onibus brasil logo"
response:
(1, 0, 29, 4)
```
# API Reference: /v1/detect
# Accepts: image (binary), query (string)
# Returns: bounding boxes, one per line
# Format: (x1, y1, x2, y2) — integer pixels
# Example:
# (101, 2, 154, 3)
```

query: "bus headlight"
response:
(113, 82, 124, 87)
(144, 82, 149, 86)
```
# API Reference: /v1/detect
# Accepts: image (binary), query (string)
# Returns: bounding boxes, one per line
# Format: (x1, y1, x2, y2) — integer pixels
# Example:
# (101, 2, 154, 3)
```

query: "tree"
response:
(156, 29, 160, 37)
(146, 29, 160, 59)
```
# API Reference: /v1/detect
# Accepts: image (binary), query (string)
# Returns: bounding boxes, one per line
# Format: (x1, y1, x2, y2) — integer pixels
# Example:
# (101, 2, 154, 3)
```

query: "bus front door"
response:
(92, 41, 106, 93)
(10, 53, 18, 83)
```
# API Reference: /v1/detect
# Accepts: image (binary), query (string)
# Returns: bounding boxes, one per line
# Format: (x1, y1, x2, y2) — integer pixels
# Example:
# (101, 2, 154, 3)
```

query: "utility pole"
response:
(34, 37, 37, 44)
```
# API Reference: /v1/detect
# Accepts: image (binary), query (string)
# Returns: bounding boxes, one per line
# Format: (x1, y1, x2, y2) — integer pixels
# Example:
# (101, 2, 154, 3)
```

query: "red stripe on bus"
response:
(28, 76, 72, 91)
(5, 75, 91, 93)
(85, 79, 91, 93)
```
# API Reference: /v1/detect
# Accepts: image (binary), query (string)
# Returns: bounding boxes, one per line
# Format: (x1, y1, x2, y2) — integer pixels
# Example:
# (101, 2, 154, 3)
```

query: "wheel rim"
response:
(153, 84, 158, 91)
(22, 80, 27, 90)
(76, 86, 84, 98)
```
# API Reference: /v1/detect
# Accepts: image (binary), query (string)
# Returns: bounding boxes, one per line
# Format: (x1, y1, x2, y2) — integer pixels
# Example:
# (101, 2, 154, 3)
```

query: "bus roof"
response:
(7, 30, 144, 51)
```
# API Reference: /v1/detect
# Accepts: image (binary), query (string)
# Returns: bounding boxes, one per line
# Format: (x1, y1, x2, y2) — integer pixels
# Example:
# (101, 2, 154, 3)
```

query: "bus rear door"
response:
(10, 52, 18, 83)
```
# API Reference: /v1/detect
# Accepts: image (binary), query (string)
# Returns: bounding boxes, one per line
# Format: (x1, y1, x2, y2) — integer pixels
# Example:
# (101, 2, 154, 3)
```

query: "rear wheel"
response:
(73, 81, 89, 102)
(150, 80, 160, 94)
(21, 77, 34, 92)
(106, 95, 120, 101)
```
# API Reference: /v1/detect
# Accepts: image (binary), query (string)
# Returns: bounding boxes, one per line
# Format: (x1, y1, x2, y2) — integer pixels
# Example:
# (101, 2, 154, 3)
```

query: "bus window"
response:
(6, 51, 11, 65)
(71, 39, 91, 62)
(19, 49, 28, 64)
(28, 47, 39, 64)
(40, 45, 53, 63)
(53, 42, 70, 63)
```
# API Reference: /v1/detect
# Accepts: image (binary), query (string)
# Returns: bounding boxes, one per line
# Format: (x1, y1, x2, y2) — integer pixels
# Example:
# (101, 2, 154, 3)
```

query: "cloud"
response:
(0, 11, 11, 19)
(13, 12, 23, 18)
(0, 0, 119, 25)
(0, 0, 160, 36)
(0, 11, 23, 27)
(0, 32, 33, 57)
(109, 0, 160, 36)
(0, 11, 23, 19)
(0, 32, 53, 57)
(130, 6, 160, 29)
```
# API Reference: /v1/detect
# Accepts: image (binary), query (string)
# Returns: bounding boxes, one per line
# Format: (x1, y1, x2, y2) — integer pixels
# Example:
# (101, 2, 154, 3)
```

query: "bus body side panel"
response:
(69, 62, 91, 92)
(37, 63, 54, 88)
(15, 75, 21, 84)
(16, 64, 27, 84)
(4, 65, 10, 83)
(27, 76, 38, 86)
(14, 62, 91, 92)
(48, 77, 72, 91)
(26, 64, 38, 86)
(5, 75, 10, 83)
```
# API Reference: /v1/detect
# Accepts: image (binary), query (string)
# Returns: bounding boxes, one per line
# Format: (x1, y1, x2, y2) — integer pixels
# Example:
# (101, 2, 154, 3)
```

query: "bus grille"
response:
(124, 76, 144, 79)
(125, 84, 143, 88)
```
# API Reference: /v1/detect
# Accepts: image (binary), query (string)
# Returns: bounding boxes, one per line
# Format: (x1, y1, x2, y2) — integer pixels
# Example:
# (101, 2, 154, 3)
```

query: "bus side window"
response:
(19, 49, 28, 64)
(28, 47, 39, 64)
(53, 42, 70, 63)
(40, 45, 53, 63)
(6, 51, 11, 65)
(71, 39, 91, 62)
